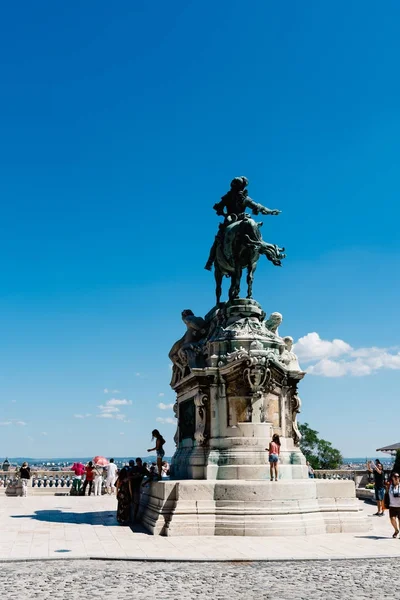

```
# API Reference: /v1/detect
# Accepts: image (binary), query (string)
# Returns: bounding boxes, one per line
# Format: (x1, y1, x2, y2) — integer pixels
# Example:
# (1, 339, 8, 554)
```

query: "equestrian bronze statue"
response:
(205, 176, 285, 304)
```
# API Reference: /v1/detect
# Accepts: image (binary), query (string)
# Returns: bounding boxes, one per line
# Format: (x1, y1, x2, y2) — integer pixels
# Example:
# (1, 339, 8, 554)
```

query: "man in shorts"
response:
(367, 459, 385, 516)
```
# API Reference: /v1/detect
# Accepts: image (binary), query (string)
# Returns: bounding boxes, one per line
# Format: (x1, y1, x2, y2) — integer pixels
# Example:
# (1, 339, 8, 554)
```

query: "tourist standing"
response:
(387, 472, 400, 538)
(147, 429, 166, 480)
(105, 458, 118, 494)
(267, 434, 281, 482)
(71, 462, 85, 495)
(367, 459, 385, 516)
(82, 461, 94, 496)
(19, 462, 31, 497)
(130, 458, 150, 522)
(307, 461, 315, 479)
(93, 464, 104, 496)
(115, 467, 132, 525)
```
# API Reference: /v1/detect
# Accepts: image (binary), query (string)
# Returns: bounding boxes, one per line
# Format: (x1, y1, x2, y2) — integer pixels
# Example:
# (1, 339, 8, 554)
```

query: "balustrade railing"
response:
(314, 469, 357, 481)
(0, 470, 75, 491)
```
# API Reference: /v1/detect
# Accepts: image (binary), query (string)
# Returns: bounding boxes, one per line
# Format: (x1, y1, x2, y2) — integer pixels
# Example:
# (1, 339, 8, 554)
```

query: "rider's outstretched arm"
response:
(245, 197, 281, 216)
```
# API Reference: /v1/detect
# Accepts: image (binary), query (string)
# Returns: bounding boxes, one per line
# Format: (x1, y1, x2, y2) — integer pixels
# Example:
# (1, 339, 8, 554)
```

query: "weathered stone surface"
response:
(169, 299, 306, 482)
(139, 480, 369, 537)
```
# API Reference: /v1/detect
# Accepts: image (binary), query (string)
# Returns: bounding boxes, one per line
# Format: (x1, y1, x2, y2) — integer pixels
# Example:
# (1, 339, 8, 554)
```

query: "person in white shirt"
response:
(105, 458, 118, 495)
(93, 464, 104, 496)
(388, 472, 400, 538)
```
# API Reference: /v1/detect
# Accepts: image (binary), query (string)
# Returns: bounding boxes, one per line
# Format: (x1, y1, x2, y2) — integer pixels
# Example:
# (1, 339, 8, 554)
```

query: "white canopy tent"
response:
(376, 442, 400, 456)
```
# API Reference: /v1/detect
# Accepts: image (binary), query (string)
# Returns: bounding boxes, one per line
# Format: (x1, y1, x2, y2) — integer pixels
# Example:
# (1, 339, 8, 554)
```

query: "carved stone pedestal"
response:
(169, 298, 307, 481)
(140, 479, 368, 536)
(140, 298, 368, 536)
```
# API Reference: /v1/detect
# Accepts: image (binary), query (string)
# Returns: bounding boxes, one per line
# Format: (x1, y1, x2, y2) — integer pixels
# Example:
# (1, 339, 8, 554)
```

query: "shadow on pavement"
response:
(11, 509, 119, 526)
(355, 535, 390, 540)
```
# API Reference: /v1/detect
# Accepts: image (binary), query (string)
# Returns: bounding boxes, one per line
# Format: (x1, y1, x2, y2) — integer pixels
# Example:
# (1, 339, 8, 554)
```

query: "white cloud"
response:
(98, 405, 119, 413)
(120, 432, 124, 436)
(11, 400, 16, 404)
(112, 389, 121, 394)
(74, 414, 85, 419)
(27, 436, 34, 441)
(15, 421, 27, 426)
(158, 402, 174, 410)
(156, 417, 175, 425)
(104, 388, 121, 394)
(103, 388, 109, 394)
(41, 432, 48, 436)
(158, 393, 165, 397)
(107, 398, 132, 406)
(0, 421, 12, 426)
(294, 332, 352, 361)
(97, 413, 114, 419)
(295, 332, 400, 378)
(135, 372, 141, 377)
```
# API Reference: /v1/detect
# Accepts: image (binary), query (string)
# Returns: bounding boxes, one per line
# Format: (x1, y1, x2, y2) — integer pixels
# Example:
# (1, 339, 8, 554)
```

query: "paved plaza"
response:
(0, 494, 400, 561)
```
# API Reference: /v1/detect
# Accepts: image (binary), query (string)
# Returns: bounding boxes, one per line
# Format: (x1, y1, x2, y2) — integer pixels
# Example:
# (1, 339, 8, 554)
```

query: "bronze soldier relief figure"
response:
(204, 176, 286, 304)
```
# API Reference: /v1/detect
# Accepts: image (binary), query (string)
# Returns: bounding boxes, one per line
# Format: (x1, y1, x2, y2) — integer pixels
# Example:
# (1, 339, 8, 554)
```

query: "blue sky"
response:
(0, 1, 399, 459)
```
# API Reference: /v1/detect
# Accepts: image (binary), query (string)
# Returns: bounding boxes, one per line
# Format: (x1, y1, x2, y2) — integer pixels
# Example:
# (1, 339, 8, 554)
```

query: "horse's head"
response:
(257, 240, 286, 267)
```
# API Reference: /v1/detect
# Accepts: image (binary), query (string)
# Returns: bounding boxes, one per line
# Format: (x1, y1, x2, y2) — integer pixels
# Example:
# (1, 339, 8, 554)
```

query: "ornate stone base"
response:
(169, 298, 308, 482)
(139, 479, 370, 537)
(171, 427, 308, 481)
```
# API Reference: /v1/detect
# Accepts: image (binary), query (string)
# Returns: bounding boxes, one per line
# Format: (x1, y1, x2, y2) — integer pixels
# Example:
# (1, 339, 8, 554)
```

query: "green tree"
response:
(299, 422, 343, 470)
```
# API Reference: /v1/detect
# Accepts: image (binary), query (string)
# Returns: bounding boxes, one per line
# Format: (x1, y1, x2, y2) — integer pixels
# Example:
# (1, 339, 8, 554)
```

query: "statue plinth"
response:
(169, 299, 307, 481)
(139, 298, 368, 537)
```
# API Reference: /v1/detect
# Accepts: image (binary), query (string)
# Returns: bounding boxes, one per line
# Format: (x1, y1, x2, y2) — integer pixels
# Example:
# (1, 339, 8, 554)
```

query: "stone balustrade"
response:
(314, 469, 358, 481)
(0, 470, 75, 495)
(314, 469, 387, 491)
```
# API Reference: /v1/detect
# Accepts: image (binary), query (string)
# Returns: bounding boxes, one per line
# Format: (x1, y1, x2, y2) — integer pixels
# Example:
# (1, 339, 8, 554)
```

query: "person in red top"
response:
(71, 462, 85, 495)
(82, 461, 95, 496)
(267, 434, 281, 482)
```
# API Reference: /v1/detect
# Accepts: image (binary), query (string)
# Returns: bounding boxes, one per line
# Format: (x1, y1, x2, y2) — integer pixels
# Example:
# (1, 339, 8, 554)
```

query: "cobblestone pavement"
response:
(0, 558, 398, 599)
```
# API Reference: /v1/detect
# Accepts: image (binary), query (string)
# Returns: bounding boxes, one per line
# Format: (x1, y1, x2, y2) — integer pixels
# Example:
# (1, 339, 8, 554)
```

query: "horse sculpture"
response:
(213, 216, 285, 305)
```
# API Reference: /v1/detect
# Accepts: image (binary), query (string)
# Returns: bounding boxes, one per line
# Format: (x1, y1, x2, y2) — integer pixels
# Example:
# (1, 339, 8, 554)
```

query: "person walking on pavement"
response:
(387, 472, 400, 538)
(367, 459, 385, 516)
(19, 462, 31, 497)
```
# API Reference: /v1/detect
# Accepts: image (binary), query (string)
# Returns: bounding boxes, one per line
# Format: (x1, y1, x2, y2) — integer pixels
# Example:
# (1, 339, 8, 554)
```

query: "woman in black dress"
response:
(115, 467, 132, 525)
